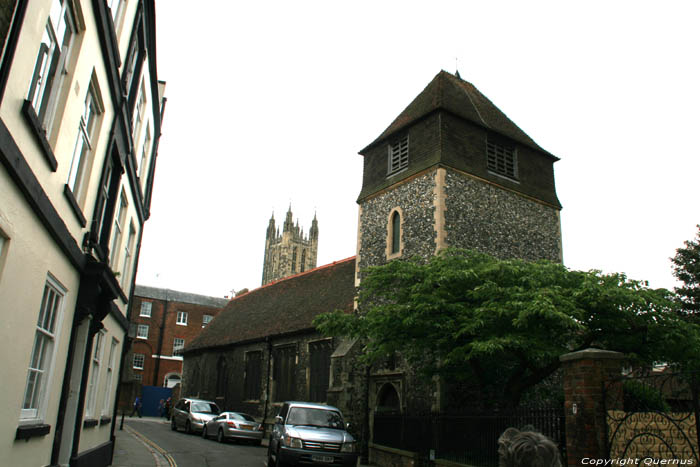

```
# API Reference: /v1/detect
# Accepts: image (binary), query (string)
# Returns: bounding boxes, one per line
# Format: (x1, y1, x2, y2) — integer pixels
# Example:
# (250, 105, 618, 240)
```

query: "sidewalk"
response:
(111, 417, 172, 467)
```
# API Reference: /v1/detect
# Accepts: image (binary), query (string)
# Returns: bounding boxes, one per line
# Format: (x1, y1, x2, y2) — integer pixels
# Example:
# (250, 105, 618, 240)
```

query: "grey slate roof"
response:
(134, 285, 230, 308)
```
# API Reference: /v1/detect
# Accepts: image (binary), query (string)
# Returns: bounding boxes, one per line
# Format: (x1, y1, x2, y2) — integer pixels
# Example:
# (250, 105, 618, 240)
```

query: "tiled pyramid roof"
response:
(361, 70, 555, 159)
(186, 257, 356, 352)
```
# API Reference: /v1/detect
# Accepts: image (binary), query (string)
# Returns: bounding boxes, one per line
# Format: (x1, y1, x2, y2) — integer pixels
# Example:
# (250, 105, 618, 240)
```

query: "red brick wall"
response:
(128, 295, 224, 387)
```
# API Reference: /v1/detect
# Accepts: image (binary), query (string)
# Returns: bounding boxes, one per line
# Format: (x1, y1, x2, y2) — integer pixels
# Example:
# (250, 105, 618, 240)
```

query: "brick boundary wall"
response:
(560, 348, 624, 466)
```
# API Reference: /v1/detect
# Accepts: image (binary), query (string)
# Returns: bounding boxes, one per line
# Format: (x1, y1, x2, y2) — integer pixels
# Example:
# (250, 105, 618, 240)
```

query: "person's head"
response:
(498, 427, 561, 467)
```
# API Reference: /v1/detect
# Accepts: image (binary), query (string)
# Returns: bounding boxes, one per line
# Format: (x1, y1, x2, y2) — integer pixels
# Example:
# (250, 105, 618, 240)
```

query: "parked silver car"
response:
(171, 398, 220, 434)
(202, 411, 264, 445)
(268, 401, 358, 467)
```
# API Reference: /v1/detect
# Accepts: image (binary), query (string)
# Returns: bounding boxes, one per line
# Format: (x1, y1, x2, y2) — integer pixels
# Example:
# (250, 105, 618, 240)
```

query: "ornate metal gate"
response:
(604, 370, 700, 461)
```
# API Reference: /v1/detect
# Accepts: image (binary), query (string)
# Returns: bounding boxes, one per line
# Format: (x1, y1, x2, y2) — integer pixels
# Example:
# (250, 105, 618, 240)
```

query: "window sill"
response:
(83, 418, 99, 428)
(21, 99, 58, 172)
(63, 185, 87, 227)
(176, 322, 187, 326)
(15, 423, 51, 441)
(100, 416, 112, 426)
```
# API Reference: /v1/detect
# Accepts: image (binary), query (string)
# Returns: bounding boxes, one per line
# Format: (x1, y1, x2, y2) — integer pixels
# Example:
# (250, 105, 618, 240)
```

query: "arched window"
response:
(301, 249, 307, 272)
(391, 211, 401, 254)
(292, 247, 297, 273)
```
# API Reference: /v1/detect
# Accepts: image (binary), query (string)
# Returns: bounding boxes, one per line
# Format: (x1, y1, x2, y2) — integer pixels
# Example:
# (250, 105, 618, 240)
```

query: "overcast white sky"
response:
(135, 1, 700, 298)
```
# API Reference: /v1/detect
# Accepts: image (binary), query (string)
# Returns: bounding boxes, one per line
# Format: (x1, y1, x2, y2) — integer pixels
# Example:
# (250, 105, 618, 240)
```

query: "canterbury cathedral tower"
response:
(261, 206, 319, 285)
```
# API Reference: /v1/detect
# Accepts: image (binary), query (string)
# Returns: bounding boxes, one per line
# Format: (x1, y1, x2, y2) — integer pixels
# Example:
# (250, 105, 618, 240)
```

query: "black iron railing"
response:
(373, 407, 566, 467)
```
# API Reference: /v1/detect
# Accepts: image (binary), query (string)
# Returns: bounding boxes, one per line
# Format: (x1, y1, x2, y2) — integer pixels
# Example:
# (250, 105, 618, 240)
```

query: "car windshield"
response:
(191, 402, 220, 414)
(286, 407, 344, 429)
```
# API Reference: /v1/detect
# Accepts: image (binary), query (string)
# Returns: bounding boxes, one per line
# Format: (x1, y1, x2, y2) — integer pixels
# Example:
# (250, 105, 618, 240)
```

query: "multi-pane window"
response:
(486, 139, 517, 179)
(309, 341, 332, 402)
(138, 124, 151, 181)
(388, 135, 409, 175)
(140, 301, 152, 317)
(67, 85, 101, 201)
(27, 0, 75, 132)
(292, 247, 297, 273)
(176, 311, 188, 326)
(244, 351, 262, 400)
(202, 315, 213, 327)
(132, 353, 144, 370)
(136, 324, 148, 339)
(109, 190, 127, 267)
(120, 222, 136, 286)
(173, 338, 185, 356)
(132, 80, 146, 136)
(123, 41, 139, 98)
(21, 278, 64, 420)
(101, 338, 117, 415)
(300, 249, 306, 273)
(85, 331, 104, 416)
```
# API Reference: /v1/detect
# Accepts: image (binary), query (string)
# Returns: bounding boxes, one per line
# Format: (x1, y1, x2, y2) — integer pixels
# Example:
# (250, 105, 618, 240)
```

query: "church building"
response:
(261, 207, 319, 285)
(182, 70, 562, 459)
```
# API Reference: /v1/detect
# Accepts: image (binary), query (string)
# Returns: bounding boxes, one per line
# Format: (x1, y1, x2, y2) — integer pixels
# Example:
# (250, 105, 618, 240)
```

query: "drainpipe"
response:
(152, 290, 168, 386)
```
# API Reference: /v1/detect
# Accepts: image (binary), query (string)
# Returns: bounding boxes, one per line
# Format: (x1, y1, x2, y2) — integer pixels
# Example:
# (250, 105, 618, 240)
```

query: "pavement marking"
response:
(125, 424, 177, 467)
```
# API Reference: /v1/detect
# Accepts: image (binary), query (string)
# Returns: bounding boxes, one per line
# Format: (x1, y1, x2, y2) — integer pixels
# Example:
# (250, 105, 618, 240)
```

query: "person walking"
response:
(158, 399, 165, 418)
(130, 396, 143, 418)
(164, 397, 172, 420)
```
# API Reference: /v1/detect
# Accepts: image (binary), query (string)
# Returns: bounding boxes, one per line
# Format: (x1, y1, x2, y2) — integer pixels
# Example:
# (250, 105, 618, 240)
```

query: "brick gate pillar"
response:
(559, 348, 624, 467)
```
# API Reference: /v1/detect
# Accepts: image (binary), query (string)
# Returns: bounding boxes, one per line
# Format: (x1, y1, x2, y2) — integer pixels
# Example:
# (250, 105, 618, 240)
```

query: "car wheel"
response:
(171, 418, 177, 431)
(217, 428, 225, 443)
(185, 420, 192, 434)
(201, 426, 207, 439)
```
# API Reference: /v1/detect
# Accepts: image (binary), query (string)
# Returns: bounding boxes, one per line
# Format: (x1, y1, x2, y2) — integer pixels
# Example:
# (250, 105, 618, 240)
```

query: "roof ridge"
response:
(234, 256, 356, 299)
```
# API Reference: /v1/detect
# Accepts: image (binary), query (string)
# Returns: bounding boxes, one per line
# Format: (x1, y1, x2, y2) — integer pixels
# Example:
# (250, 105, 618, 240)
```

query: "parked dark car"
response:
(268, 401, 358, 467)
(171, 397, 220, 434)
(202, 411, 264, 445)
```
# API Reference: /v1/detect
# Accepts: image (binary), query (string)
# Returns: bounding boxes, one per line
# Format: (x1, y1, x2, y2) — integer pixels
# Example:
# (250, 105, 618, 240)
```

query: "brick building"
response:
(122, 285, 229, 392)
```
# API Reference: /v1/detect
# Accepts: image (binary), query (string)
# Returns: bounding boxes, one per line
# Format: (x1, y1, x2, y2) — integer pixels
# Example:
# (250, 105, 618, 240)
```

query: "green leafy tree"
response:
(314, 249, 700, 408)
(671, 225, 700, 315)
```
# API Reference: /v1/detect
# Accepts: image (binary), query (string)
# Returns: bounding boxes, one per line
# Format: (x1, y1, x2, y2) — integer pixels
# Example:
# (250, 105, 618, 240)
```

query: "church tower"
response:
(261, 206, 319, 285)
(355, 70, 563, 279)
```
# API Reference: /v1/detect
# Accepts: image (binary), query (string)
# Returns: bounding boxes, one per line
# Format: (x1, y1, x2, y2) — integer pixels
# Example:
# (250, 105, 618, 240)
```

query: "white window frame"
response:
(27, 0, 76, 134)
(21, 276, 66, 421)
(120, 221, 136, 286)
(138, 123, 151, 182)
(176, 311, 188, 326)
(202, 315, 213, 327)
(132, 79, 146, 136)
(136, 324, 148, 339)
(85, 331, 105, 417)
(173, 338, 185, 356)
(109, 189, 127, 267)
(67, 81, 102, 202)
(387, 135, 409, 176)
(139, 301, 152, 317)
(132, 353, 144, 370)
(101, 338, 118, 416)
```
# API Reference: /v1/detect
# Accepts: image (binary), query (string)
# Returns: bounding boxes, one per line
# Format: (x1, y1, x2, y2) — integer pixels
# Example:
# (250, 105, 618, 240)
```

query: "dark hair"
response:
(498, 427, 562, 467)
